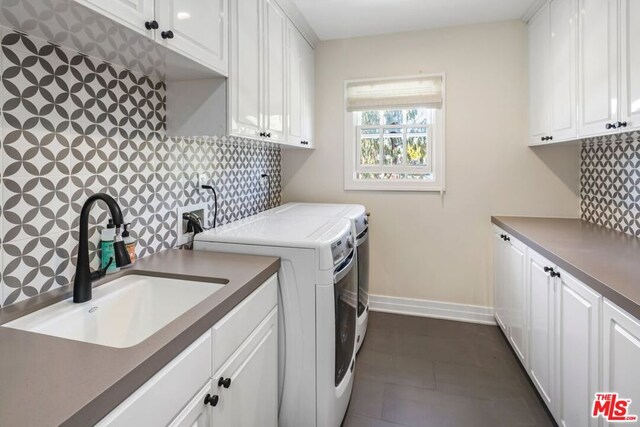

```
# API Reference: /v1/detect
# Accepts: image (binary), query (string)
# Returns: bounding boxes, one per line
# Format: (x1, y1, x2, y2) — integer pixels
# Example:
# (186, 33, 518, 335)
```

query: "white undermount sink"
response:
(3, 275, 226, 348)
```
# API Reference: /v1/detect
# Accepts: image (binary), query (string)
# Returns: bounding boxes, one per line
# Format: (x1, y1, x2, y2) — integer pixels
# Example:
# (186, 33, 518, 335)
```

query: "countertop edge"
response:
(63, 258, 280, 427)
(491, 216, 640, 320)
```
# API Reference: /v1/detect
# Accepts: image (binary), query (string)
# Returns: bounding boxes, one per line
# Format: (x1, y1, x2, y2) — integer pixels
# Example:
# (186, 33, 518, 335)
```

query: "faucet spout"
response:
(74, 193, 131, 303)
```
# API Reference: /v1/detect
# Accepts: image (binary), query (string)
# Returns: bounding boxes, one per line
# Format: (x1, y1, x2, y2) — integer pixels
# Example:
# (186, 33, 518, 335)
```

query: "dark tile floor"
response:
(342, 312, 556, 427)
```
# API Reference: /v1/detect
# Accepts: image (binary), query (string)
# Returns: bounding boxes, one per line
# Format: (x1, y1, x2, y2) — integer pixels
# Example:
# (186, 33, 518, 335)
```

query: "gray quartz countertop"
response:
(492, 216, 640, 320)
(0, 249, 280, 427)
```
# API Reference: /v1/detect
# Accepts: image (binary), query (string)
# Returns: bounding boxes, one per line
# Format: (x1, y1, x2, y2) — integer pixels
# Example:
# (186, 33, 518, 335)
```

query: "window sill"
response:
(344, 179, 443, 192)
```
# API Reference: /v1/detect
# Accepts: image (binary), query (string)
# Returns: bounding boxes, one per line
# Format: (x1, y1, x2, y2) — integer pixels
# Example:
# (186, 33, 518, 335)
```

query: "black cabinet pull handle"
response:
(543, 266, 553, 273)
(505, 236, 510, 242)
(618, 121, 628, 128)
(161, 30, 174, 39)
(266, 132, 272, 138)
(606, 123, 614, 130)
(218, 377, 232, 388)
(550, 270, 561, 278)
(204, 394, 219, 407)
(145, 20, 159, 30)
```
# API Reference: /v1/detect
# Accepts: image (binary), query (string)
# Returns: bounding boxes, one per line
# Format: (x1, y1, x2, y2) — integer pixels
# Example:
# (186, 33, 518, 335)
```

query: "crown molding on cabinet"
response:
(521, 0, 547, 23)
(273, 0, 319, 47)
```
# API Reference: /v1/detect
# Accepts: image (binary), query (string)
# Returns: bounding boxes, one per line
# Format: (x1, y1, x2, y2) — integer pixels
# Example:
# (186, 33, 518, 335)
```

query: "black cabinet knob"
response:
(259, 131, 266, 137)
(204, 394, 219, 407)
(606, 123, 614, 129)
(161, 30, 174, 39)
(145, 20, 159, 30)
(543, 266, 553, 273)
(505, 236, 510, 242)
(500, 234, 506, 240)
(218, 377, 232, 388)
(618, 121, 628, 128)
(266, 132, 272, 138)
(550, 270, 561, 278)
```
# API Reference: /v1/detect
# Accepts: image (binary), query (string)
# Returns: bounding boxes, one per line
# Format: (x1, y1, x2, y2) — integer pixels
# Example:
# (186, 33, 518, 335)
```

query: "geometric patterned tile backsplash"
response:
(0, 27, 281, 306)
(580, 131, 640, 237)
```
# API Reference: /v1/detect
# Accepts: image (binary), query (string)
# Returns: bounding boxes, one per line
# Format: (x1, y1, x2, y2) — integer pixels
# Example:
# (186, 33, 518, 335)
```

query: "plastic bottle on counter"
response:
(121, 223, 137, 266)
(101, 219, 119, 274)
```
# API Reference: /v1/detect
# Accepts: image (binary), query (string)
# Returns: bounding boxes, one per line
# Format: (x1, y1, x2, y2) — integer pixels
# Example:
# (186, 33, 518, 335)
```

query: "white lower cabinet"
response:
(602, 299, 640, 425)
(493, 225, 640, 426)
(493, 226, 527, 365)
(98, 274, 278, 427)
(557, 269, 600, 427)
(526, 249, 556, 413)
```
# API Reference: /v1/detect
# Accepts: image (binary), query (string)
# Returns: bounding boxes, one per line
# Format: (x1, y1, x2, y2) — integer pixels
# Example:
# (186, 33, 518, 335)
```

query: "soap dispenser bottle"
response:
(101, 219, 119, 274)
(121, 223, 137, 266)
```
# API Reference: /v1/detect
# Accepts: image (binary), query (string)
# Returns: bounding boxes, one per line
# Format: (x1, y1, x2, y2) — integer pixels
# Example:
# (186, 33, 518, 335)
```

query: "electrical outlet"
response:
(197, 172, 206, 194)
(177, 203, 207, 246)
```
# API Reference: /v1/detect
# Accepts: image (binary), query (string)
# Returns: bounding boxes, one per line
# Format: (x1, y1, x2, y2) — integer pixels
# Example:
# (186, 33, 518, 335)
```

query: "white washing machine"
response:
(268, 203, 370, 353)
(194, 214, 356, 427)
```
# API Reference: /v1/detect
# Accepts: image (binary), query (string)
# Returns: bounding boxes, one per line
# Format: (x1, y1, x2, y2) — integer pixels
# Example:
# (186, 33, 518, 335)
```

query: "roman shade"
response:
(346, 75, 443, 112)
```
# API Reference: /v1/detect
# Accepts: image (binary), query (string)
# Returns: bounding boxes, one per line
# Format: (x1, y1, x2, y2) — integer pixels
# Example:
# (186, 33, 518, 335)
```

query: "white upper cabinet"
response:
(229, 0, 263, 139)
(578, 0, 619, 137)
(75, 0, 155, 36)
(528, 0, 578, 145)
(620, 0, 640, 132)
(287, 25, 305, 146)
(155, 0, 228, 74)
(528, 0, 639, 143)
(549, 0, 578, 141)
(230, 0, 315, 148)
(301, 40, 315, 148)
(264, 0, 288, 143)
(75, 0, 227, 76)
(529, 3, 552, 145)
(529, 5, 551, 145)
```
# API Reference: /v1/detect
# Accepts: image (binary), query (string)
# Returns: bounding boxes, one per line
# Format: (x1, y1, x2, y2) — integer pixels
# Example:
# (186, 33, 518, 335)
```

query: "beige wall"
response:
(281, 20, 580, 307)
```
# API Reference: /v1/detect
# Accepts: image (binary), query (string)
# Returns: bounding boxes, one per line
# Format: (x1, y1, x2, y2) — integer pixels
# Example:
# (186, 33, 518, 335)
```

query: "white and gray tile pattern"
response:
(0, 27, 281, 306)
(581, 131, 640, 236)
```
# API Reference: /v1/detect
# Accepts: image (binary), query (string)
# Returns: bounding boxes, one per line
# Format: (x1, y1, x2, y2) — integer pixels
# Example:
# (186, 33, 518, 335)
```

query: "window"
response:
(344, 75, 445, 192)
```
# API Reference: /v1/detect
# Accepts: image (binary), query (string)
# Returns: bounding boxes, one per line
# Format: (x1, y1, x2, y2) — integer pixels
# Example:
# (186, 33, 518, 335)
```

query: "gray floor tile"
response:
(345, 312, 556, 427)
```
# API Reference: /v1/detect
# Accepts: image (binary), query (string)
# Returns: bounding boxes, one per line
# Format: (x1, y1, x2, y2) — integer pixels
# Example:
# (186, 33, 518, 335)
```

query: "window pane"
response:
(360, 138, 380, 165)
(383, 136, 404, 165)
(406, 136, 428, 166)
(361, 111, 380, 125)
(361, 128, 380, 135)
(384, 110, 403, 125)
(406, 108, 428, 125)
(407, 127, 427, 134)
(383, 127, 403, 135)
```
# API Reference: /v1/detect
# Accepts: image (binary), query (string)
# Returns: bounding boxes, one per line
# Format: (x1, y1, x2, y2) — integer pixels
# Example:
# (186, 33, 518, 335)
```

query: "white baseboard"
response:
(369, 294, 496, 325)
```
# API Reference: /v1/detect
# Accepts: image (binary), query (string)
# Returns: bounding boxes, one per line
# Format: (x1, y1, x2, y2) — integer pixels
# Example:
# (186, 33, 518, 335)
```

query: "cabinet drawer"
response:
(212, 274, 278, 373)
(97, 331, 212, 427)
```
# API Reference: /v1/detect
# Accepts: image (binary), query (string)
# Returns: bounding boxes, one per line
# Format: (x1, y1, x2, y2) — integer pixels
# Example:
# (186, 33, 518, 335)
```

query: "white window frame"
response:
(343, 74, 446, 192)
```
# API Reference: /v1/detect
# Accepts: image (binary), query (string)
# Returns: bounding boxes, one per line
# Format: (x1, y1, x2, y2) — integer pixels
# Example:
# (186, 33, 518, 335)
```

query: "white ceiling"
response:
(289, 0, 538, 41)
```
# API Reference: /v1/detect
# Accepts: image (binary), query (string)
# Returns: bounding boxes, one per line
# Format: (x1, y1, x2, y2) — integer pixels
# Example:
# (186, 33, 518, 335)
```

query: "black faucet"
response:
(74, 193, 131, 303)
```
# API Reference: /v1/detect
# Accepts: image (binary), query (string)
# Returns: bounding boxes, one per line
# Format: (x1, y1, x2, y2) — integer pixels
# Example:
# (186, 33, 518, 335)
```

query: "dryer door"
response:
(333, 249, 357, 386)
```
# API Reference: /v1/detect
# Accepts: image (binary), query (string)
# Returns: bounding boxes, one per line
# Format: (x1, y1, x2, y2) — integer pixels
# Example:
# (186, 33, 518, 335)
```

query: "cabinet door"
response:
(169, 381, 213, 427)
(549, 0, 578, 142)
(301, 40, 315, 147)
(155, 0, 228, 74)
(602, 300, 640, 425)
(229, 0, 263, 139)
(74, 0, 154, 36)
(263, 0, 287, 143)
(578, 0, 619, 136)
(493, 229, 508, 332)
(506, 236, 527, 365)
(213, 309, 278, 427)
(529, 2, 551, 145)
(558, 271, 600, 427)
(287, 25, 305, 146)
(620, 0, 640, 132)
(527, 250, 556, 413)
